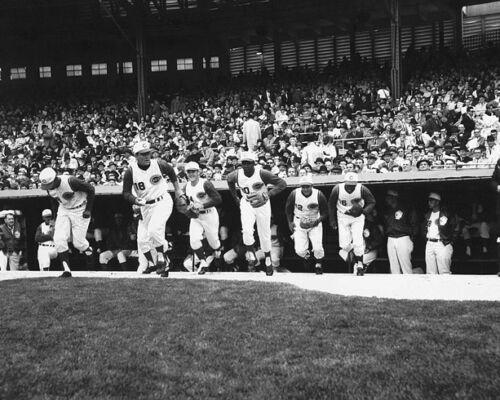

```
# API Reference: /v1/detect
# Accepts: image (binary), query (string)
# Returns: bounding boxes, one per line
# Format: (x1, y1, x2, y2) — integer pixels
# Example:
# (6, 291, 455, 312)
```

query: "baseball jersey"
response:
(236, 167, 268, 201)
(38, 222, 55, 245)
(185, 178, 213, 210)
(48, 175, 87, 209)
(294, 188, 320, 220)
(130, 159, 168, 202)
(337, 183, 362, 214)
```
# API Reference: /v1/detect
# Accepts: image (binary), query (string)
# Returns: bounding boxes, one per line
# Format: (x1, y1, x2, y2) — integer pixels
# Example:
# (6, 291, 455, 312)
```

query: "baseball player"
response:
(34, 209, 57, 271)
(384, 190, 418, 274)
(285, 175, 328, 274)
(227, 151, 287, 276)
(122, 141, 181, 277)
(423, 192, 459, 274)
(328, 172, 376, 276)
(40, 167, 95, 278)
(176, 161, 222, 275)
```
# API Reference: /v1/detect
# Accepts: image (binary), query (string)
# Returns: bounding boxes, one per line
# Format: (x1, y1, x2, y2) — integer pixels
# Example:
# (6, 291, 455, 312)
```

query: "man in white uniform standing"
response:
(227, 151, 287, 276)
(177, 161, 222, 275)
(285, 175, 328, 274)
(328, 172, 376, 276)
(35, 209, 57, 271)
(122, 141, 182, 277)
(39, 167, 96, 278)
(242, 113, 261, 151)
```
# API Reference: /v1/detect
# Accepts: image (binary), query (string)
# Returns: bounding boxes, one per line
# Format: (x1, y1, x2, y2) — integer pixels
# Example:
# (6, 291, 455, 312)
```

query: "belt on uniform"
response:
(427, 238, 441, 242)
(146, 195, 164, 205)
(198, 208, 213, 214)
(40, 243, 55, 247)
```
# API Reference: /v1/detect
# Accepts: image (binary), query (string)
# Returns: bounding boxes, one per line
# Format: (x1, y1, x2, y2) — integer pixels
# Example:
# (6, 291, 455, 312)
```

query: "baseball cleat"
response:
(356, 262, 365, 276)
(246, 251, 257, 272)
(205, 255, 215, 268)
(197, 260, 208, 275)
(156, 260, 166, 275)
(315, 262, 323, 275)
(265, 256, 273, 276)
(59, 271, 72, 278)
(143, 265, 157, 274)
(160, 268, 169, 278)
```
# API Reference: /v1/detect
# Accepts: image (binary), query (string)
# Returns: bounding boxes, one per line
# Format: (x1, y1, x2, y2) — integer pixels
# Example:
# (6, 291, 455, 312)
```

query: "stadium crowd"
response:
(0, 45, 500, 190)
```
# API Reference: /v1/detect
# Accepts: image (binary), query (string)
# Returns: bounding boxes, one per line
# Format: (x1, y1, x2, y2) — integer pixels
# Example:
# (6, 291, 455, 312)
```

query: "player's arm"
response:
(202, 180, 222, 209)
(317, 191, 329, 224)
(34, 224, 52, 243)
(68, 177, 95, 216)
(122, 168, 142, 205)
(284, 190, 296, 230)
(360, 185, 376, 216)
(159, 159, 182, 198)
(260, 170, 287, 197)
(49, 197, 58, 218)
(226, 171, 241, 206)
(328, 185, 339, 229)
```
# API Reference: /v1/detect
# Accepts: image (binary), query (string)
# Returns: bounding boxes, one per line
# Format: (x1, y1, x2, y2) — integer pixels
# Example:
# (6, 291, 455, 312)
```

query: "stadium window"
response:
(177, 58, 193, 71)
(203, 56, 220, 69)
(39, 66, 52, 78)
(66, 64, 82, 77)
(10, 67, 27, 80)
(91, 63, 108, 76)
(151, 59, 167, 72)
(122, 61, 133, 74)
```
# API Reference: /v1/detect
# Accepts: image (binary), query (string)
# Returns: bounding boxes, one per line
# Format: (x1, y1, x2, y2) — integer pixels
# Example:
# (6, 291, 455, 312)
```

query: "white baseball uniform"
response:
(336, 183, 365, 257)
(425, 212, 453, 274)
(185, 178, 221, 251)
(293, 188, 324, 259)
(48, 175, 90, 253)
(236, 167, 271, 253)
(36, 221, 57, 270)
(130, 159, 172, 253)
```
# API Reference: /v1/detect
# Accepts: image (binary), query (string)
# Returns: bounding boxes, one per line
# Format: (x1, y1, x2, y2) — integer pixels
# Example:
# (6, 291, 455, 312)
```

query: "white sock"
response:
(62, 261, 71, 272)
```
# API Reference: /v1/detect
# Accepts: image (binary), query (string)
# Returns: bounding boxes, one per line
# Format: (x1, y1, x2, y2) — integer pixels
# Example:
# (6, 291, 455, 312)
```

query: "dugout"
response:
(0, 169, 497, 274)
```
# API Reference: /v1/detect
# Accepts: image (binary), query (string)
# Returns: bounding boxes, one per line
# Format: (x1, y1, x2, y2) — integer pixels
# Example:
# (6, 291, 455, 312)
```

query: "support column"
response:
(135, 0, 147, 120)
(390, 0, 401, 100)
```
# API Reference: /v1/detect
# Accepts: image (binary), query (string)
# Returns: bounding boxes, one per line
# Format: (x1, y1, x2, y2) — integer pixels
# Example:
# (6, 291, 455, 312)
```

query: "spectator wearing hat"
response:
(35, 209, 57, 271)
(328, 172, 376, 275)
(416, 158, 432, 171)
(0, 210, 25, 271)
(423, 192, 459, 274)
(285, 174, 328, 274)
(384, 190, 418, 274)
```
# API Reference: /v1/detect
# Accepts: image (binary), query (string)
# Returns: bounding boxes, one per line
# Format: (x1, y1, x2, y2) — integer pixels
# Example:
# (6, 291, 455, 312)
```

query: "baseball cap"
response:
(386, 190, 399, 197)
(240, 151, 257, 162)
(132, 141, 151, 155)
(299, 175, 313, 186)
(185, 161, 200, 171)
(42, 209, 52, 217)
(344, 172, 358, 185)
(40, 167, 57, 190)
(428, 192, 441, 201)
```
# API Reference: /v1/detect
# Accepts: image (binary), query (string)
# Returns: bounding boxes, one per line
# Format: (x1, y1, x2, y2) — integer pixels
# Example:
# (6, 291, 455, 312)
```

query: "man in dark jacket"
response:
(423, 192, 459, 274)
(0, 211, 25, 271)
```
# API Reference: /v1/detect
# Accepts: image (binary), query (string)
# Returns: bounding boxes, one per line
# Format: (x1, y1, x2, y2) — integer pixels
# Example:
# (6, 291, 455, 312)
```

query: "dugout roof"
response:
(0, 0, 497, 48)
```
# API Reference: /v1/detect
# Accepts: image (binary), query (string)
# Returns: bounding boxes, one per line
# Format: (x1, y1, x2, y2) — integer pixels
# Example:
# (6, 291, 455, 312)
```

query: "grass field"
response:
(0, 279, 499, 400)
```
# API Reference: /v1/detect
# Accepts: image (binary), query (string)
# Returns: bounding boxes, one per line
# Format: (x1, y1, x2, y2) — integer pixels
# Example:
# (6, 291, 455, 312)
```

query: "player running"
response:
(176, 161, 222, 275)
(122, 141, 182, 277)
(227, 151, 287, 276)
(39, 167, 96, 278)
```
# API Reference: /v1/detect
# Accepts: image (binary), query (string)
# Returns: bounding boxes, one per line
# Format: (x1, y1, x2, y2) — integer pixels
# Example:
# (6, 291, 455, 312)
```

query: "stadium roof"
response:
(0, 0, 497, 48)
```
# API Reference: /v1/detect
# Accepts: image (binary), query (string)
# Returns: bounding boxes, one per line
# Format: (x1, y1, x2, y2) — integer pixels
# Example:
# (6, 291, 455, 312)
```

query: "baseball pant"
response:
(54, 205, 91, 253)
(189, 210, 221, 250)
(293, 218, 324, 259)
(337, 212, 365, 257)
(240, 198, 271, 253)
(0, 251, 20, 271)
(387, 236, 414, 274)
(99, 250, 133, 265)
(38, 244, 57, 270)
(134, 249, 157, 273)
(425, 241, 453, 274)
(137, 196, 173, 253)
(462, 222, 490, 240)
(363, 249, 378, 266)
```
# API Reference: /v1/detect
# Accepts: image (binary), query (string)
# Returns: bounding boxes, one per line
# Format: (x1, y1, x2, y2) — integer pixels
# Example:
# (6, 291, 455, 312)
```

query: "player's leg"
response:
(0, 251, 7, 271)
(362, 249, 378, 271)
(148, 200, 173, 275)
(397, 236, 414, 274)
(337, 213, 353, 264)
(436, 243, 453, 275)
(99, 250, 116, 271)
(203, 212, 222, 255)
(137, 215, 155, 273)
(9, 253, 20, 271)
(387, 237, 401, 274)
(479, 221, 490, 254)
(309, 223, 324, 274)
(116, 250, 129, 271)
(190, 218, 209, 275)
(38, 246, 51, 271)
(255, 203, 273, 276)
(69, 212, 93, 272)
(54, 212, 73, 277)
(425, 242, 438, 274)
(240, 200, 258, 270)
(350, 215, 366, 275)
(223, 248, 239, 271)
(294, 225, 312, 272)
